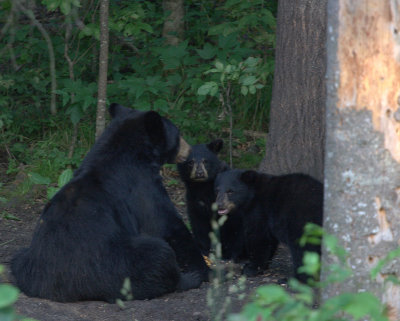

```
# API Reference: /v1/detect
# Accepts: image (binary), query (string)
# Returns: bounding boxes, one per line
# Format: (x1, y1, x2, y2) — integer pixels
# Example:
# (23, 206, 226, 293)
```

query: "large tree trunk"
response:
(95, 0, 109, 139)
(323, 1, 400, 320)
(259, 0, 327, 182)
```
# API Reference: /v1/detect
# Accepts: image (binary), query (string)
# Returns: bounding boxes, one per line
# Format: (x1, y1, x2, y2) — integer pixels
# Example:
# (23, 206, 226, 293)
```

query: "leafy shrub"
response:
(0, 0, 276, 186)
(0, 265, 38, 321)
(228, 225, 390, 321)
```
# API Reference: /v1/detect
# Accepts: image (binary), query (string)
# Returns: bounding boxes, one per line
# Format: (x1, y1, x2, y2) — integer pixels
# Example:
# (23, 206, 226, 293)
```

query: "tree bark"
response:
(323, 1, 400, 320)
(162, 0, 184, 46)
(259, 0, 327, 182)
(95, 0, 109, 139)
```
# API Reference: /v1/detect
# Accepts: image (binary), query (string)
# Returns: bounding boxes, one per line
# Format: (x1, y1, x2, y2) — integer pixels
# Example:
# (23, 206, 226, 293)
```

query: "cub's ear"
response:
(240, 170, 260, 186)
(109, 103, 131, 119)
(207, 139, 223, 154)
(144, 111, 165, 145)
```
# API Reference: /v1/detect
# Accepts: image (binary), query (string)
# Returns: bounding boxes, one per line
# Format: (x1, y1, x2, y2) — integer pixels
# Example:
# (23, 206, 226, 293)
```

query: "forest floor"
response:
(0, 159, 292, 321)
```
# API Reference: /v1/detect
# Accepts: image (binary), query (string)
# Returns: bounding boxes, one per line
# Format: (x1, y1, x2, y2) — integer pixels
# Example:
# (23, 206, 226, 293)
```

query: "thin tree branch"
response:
(64, 14, 79, 161)
(95, 0, 110, 139)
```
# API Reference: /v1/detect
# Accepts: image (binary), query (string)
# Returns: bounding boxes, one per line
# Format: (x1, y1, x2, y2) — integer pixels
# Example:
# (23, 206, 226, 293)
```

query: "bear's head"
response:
(177, 139, 227, 183)
(108, 103, 191, 164)
(214, 169, 257, 215)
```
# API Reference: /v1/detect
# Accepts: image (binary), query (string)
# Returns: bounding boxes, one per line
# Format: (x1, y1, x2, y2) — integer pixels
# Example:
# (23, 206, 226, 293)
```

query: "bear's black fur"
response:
(177, 140, 245, 261)
(214, 169, 323, 282)
(11, 104, 209, 302)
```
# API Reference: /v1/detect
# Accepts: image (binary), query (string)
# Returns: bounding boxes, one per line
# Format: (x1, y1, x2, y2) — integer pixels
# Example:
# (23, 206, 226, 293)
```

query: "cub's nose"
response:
(195, 169, 205, 178)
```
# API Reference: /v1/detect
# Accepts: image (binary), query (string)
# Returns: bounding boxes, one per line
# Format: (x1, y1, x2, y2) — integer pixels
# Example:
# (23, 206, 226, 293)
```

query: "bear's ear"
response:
(240, 170, 260, 186)
(144, 111, 165, 145)
(109, 103, 131, 119)
(207, 139, 223, 154)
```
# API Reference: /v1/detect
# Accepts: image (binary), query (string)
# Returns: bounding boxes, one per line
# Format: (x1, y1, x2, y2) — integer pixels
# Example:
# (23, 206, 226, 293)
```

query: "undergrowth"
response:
(0, 0, 274, 192)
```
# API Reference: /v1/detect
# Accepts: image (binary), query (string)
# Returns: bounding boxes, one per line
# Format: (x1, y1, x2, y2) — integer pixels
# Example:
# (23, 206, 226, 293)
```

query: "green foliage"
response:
(27, 168, 73, 200)
(370, 247, 400, 281)
(116, 277, 133, 309)
(229, 283, 388, 321)
(0, 0, 275, 187)
(228, 225, 390, 321)
(46, 168, 73, 199)
(198, 57, 268, 98)
(0, 265, 38, 321)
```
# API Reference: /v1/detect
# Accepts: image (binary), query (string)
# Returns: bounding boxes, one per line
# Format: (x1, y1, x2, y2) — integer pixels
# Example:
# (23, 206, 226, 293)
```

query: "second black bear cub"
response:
(215, 169, 323, 282)
(177, 140, 245, 261)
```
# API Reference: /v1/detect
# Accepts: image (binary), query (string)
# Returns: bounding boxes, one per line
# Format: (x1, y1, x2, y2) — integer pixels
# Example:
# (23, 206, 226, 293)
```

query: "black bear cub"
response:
(214, 169, 323, 282)
(11, 104, 209, 303)
(177, 140, 245, 261)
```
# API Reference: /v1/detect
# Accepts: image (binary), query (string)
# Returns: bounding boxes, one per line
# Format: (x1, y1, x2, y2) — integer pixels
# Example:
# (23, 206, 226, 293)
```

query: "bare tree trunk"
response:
(162, 0, 184, 46)
(323, 1, 400, 320)
(259, 0, 327, 182)
(95, 0, 109, 139)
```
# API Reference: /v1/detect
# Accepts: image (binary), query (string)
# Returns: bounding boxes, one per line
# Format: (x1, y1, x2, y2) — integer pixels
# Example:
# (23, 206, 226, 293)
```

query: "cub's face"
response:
(214, 169, 252, 215)
(177, 139, 224, 183)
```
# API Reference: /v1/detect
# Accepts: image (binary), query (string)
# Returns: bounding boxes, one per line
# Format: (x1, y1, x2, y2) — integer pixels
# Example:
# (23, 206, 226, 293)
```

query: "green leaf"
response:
(298, 252, 320, 277)
(371, 247, 400, 279)
(197, 82, 218, 96)
(47, 186, 59, 200)
(0, 284, 19, 308)
(335, 292, 387, 320)
(136, 22, 153, 34)
(67, 106, 82, 125)
(241, 75, 257, 86)
(244, 57, 261, 68)
(223, 0, 243, 8)
(154, 99, 169, 113)
(208, 23, 234, 36)
(215, 61, 224, 72)
(196, 43, 216, 60)
(2, 213, 21, 221)
(42, 0, 61, 11)
(28, 172, 51, 185)
(262, 8, 276, 28)
(256, 285, 289, 304)
(241, 85, 248, 96)
(60, 1, 71, 15)
(58, 169, 73, 188)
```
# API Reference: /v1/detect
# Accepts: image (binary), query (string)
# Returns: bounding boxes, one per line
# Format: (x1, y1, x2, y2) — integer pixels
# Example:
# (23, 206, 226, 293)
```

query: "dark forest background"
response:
(0, 0, 277, 196)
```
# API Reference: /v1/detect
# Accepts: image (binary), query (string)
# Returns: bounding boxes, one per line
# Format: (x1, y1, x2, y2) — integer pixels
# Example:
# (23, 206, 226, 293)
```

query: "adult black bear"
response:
(11, 104, 209, 302)
(214, 169, 323, 282)
(177, 141, 245, 261)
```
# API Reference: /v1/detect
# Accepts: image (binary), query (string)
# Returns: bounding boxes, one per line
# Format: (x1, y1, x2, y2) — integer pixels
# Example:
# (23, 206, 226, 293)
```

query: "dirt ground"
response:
(0, 163, 292, 321)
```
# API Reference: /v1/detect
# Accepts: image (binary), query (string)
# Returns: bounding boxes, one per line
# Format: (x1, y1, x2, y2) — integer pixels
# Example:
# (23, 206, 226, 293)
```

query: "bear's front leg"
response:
(243, 230, 278, 277)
